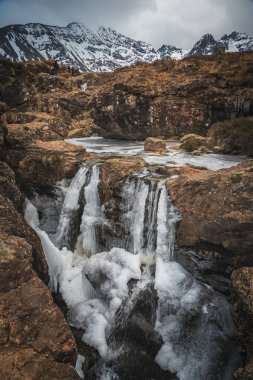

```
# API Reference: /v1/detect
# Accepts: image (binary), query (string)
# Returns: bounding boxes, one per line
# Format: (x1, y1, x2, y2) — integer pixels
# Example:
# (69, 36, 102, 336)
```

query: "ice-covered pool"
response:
(66, 137, 247, 171)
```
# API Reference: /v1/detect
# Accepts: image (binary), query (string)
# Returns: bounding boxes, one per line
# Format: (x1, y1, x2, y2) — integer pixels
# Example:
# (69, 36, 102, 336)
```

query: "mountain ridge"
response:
(0, 22, 252, 72)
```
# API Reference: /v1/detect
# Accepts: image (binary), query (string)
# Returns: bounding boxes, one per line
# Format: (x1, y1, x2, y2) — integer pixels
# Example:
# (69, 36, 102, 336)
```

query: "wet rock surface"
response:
(99, 156, 146, 203)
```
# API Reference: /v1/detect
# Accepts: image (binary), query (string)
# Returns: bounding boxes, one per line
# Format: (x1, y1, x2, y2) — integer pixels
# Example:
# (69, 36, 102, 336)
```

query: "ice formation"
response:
(25, 162, 239, 379)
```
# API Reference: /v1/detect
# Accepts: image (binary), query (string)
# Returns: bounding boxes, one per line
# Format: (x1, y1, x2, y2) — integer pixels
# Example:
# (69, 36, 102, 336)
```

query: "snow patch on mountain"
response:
(188, 31, 253, 57)
(0, 22, 252, 72)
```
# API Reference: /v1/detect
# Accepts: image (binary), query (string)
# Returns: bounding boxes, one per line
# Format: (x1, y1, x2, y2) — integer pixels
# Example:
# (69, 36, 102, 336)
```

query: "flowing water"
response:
(25, 162, 240, 380)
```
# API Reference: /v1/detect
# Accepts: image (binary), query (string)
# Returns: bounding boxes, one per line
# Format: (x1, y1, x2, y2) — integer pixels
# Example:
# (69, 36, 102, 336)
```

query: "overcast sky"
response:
(0, 0, 253, 48)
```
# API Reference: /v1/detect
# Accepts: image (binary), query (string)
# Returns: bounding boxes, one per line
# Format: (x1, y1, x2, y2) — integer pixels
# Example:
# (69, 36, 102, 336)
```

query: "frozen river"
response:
(66, 137, 247, 171)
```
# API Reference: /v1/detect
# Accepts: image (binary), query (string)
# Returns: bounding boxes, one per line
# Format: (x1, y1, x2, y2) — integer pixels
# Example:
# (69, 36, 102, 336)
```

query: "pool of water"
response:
(66, 137, 247, 171)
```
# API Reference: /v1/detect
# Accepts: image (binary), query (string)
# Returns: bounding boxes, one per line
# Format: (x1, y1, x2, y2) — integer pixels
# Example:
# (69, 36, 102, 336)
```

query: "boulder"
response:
(180, 133, 210, 152)
(144, 137, 166, 153)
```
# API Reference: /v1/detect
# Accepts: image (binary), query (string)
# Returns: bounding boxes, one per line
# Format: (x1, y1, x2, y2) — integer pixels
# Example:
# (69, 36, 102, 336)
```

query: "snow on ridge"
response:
(0, 22, 252, 72)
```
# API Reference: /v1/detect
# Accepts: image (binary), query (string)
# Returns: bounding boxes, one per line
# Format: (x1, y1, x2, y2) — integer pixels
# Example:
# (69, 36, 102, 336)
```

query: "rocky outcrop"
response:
(180, 117, 253, 156)
(90, 52, 253, 139)
(168, 160, 253, 263)
(0, 161, 79, 379)
(231, 267, 253, 379)
(1, 53, 253, 143)
(0, 60, 98, 142)
(144, 137, 166, 153)
(3, 140, 94, 194)
(99, 156, 145, 203)
(208, 116, 253, 156)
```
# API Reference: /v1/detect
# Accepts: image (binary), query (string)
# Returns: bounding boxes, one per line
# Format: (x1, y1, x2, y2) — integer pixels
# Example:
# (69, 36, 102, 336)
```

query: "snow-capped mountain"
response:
(157, 44, 189, 60)
(0, 22, 159, 72)
(188, 34, 217, 56)
(220, 31, 253, 52)
(0, 22, 252, 72)
(188, 31, 253, 57)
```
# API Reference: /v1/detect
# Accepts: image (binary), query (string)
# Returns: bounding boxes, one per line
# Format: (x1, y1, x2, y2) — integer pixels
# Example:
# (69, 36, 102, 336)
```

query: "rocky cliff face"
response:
(231, 267, 253, 379)
(1, 52, 252, 142)
(0, 162, 79, 380)
(168, 160, 253, 263)
(89, 52, 253, 139)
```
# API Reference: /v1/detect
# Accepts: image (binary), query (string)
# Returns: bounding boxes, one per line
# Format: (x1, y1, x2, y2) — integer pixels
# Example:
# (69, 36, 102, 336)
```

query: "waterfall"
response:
(55, 165, 89, 249)
(79, 165, 104, 255)
(24, 163, 239, 380)
(122, 177, 179, 262)
(24, 199, 62, 293)
(122, 178, 149, 254)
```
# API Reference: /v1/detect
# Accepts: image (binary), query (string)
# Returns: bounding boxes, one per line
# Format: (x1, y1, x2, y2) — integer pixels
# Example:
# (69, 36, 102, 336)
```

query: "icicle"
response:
(55, 165, 88, 249)
(80, 165, 103, 255)
(24, 199, 62, 292)
(122, 176, 179, 261)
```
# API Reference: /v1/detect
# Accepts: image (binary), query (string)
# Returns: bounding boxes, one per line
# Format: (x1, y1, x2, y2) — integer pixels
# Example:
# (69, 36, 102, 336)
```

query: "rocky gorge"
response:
(0, 52, 253, 379)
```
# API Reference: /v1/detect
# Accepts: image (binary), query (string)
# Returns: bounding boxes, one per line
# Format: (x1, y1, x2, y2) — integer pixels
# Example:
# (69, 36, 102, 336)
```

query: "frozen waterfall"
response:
(24, 163, 240, 380)
(55, 165, 89, 249)
(122, 177, 179, 261)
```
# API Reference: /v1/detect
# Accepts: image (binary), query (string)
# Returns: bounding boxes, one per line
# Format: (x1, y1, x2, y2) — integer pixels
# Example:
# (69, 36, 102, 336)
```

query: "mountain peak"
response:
(188, 33, 216, 56)
(0, 23, 252, 72)
(201, 33, 216, 41)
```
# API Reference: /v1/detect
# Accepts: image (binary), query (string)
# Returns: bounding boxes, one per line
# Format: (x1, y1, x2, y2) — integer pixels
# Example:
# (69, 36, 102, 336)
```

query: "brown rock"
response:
(144, 137, 166, 153)
(99, 156, 146, 202)
(168, 160, 253, 258)
(5, 140, 93, 194)
(2, 53, 253, 144)
(0, 161, 23, 210)
(0, 275, 79, 380)
(180, 133, 210, 152)
(0, 194, 47, 280)
(90, 53, 253, 140)
(3, 122, 61, 148)
(0, 161, 79, 380)
(0, 233, 33, 292)
(155, 165, 206, 177)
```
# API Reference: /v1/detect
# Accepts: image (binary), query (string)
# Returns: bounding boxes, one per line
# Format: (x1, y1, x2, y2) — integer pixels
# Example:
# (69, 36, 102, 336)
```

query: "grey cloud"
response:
(0, 0, 253, 49)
